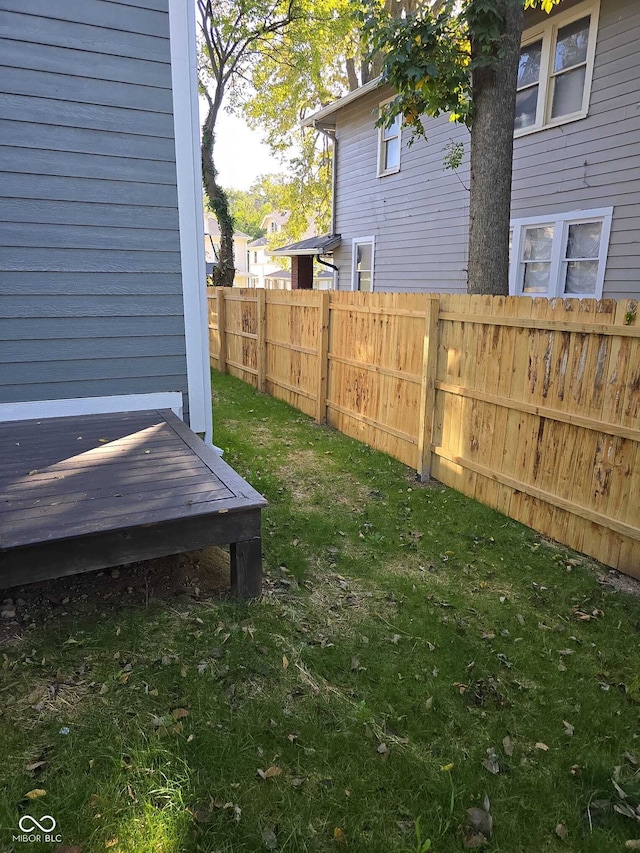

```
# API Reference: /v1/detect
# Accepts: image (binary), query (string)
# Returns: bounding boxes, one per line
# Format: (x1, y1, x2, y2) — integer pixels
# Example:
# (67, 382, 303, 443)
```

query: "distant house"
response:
(300, 0, 639, 300)
(0, 0, 212, 440)
(249, 211, 331, 289)
(247, 236, 282, 289)
(204, 214, 251, 287)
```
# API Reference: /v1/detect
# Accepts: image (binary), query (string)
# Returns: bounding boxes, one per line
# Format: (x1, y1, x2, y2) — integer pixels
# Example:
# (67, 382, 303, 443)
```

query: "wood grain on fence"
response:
(207, 288, 640, 577)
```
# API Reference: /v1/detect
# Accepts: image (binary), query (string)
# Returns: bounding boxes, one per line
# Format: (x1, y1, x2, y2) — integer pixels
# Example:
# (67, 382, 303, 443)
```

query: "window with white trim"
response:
(509, 208, 613, 298)
(515, 0, 599, 136)
(351, 238, 375, 292)
(377, 101, 401, 176)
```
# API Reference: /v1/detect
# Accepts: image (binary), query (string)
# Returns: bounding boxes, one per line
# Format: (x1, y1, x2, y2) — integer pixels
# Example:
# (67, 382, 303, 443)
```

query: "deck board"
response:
(0, 409, 267, 596)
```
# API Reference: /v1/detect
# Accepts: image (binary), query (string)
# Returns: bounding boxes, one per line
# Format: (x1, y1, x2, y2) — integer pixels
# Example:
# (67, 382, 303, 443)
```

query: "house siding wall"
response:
(0, 0, 189, 413)
(332, 0, 640, 300)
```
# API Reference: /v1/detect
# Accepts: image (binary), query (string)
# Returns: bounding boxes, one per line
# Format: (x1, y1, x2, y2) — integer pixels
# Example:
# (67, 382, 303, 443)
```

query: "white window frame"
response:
(351, 237, 376, 292)
(515, 0, 600, 138)
(509, 207, 613, 299)
(377, 99, 401, 177)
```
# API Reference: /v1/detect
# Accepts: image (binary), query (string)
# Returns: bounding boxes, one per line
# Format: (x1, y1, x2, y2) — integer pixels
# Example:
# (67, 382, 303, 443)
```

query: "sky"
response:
(209, 108, 285, 191)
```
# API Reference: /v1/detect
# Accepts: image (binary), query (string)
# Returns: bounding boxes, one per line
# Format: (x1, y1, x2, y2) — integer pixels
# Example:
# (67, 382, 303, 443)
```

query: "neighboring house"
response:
(264, 269, 291, 290)
(301, 0, 639, 301)
(251, 211, 332, 289)
(0, 0, 211, 439)
(247, 235, 283, 289)
(204, 214, 250, 287)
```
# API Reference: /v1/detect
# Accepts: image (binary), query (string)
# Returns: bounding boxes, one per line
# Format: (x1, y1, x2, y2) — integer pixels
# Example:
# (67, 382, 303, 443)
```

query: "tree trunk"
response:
(201, 102, 235, 288)
(467, 0, 524, 295)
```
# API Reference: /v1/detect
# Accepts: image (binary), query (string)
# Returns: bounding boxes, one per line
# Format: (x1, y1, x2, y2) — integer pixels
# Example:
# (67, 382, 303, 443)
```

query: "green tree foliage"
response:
(363, 0, 561, 295)
(197, 0, 299, 285)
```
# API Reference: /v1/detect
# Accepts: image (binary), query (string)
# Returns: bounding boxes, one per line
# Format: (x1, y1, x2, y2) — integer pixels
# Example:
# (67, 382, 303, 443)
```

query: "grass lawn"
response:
(1, 371, 640, 853)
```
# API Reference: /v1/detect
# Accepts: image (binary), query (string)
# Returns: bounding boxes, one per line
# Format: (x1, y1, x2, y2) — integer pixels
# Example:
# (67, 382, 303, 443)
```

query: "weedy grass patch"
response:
(0, 371, 639, 852)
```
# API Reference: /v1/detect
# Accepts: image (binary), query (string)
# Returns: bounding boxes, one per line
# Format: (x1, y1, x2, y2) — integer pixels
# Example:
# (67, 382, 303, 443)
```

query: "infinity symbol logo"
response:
(18, 815, 57, 833)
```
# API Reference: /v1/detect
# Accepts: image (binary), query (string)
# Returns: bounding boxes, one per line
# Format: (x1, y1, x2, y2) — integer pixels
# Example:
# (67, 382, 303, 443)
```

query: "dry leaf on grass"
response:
(24, 789, 46, 800)
(171, 708, 189, 720)
(555, 823, 568, 839)
(333, 827, 346, 843)
(535, 742, 549, 751)
(257, 766, 282, 780)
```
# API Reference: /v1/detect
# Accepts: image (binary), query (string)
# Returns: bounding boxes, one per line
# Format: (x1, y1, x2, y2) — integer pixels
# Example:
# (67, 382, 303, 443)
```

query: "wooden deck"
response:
(0, 409, 267, 597)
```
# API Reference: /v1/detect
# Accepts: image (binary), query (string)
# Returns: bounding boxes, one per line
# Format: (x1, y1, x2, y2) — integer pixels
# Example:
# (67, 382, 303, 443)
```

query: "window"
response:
(377, 101, 401, 176)
(509, 208, 613, 298)
(515, 0, 599, 135)
(351, 238, 375, 292)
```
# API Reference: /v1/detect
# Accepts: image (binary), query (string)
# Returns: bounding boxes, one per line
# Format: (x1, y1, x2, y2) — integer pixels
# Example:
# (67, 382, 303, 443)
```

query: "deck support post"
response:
(230, 536, 263, 599)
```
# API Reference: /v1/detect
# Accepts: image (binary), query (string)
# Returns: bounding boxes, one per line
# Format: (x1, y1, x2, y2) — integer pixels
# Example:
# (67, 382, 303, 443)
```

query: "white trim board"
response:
(0, 393, 184, 423)
(168, 0, 213, 444)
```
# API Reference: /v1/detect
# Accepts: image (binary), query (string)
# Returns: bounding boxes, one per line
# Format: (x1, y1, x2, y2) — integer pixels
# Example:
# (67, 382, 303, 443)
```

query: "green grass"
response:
(1, 370, 640, 852)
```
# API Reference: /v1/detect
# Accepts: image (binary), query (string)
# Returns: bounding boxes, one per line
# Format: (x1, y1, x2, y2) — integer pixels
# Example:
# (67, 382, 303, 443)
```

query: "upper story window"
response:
(352, 237, 375, 291)
(509, 207, 613, 299)
(378, 101, 401, 176)
(515, 0, 599, 136)
(270, 221, 278, 233)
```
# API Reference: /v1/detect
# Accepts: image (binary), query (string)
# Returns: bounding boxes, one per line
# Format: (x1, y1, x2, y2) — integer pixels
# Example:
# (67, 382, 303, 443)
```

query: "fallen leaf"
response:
(291, 777, 305, 788)
(377, 742, 389, 755)
(453, 682, 467, 695)
(25, 761, 46, 772)
(350, 656, 359, 671)
(535, 742, 549, 751)
(171, 708, 189, 720)
(257, 766, 282, 780)
(563, 720, 574, 737)
(502, 735, 514, 756)
(24, 788, 46, 799)
(625, 841, 640, 849)
(282, 655, 289, 670)
(482, 747, 501, 775)
(262, 828, 278, 850)
(333, 827, 346, 843)
(105, 838, 118, 848)
(425, 696, 433, 710)
(555, 823, 568, 839)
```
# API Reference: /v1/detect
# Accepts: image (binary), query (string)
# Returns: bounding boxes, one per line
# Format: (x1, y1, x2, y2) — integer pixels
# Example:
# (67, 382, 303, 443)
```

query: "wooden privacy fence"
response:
(208, 288, 640, 577)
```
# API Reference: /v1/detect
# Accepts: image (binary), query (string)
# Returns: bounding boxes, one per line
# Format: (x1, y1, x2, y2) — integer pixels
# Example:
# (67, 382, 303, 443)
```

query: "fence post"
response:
(417, 294, 439, 480)
(216, 287, 227, 374)
(315, 290, 330, 423)
(256, 289, 266, 392)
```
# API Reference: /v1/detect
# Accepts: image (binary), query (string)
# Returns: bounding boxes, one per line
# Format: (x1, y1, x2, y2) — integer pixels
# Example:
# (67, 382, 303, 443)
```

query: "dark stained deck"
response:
(0, 410, 267, 597)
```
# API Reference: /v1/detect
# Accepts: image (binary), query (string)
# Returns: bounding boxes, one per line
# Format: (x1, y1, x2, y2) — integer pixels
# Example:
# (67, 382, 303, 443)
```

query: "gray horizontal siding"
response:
(0, 38, 172, 88)
(0, 10, 171, 62)
(2, 223, 180, 252)
(0, 121, 177, 161)
(0, 147, 177, 184)
(0, 316, 186, 340)
(2, 174, 179, 207)
(0, 94, 175, 136)
(0, 337, 186, 363)
(0, 378, 188, 408)
(0, 66, 174, 113)
(1, 296, 184, 318)
(332, 0, 640, 300)
(0, 0, 189, 413)
(0, 199, 179, 230)
(0, 0, 171, 38)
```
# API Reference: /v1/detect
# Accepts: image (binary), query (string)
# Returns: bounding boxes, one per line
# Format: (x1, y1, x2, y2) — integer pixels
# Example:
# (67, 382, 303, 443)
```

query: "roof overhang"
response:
(301, 77, 383, 131)
(271, 234, 341, 256)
